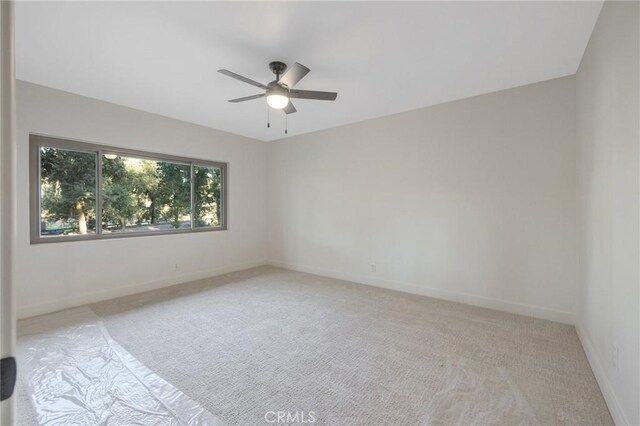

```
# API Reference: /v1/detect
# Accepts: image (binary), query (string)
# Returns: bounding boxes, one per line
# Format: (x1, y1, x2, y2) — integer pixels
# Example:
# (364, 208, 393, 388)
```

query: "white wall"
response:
(576, 2, 640, 425)
(268, 76, 578, 323)
(16, 81, 268, 318)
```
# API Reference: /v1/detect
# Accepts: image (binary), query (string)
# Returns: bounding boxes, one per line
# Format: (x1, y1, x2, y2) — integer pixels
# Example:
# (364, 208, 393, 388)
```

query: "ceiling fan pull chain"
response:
(267, 102, 270, 128)
(285, 114, 288, 135)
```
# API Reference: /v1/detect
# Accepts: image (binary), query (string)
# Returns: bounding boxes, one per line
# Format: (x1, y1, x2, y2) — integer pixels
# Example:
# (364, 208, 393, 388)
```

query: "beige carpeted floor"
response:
(18, 266, 612, 425)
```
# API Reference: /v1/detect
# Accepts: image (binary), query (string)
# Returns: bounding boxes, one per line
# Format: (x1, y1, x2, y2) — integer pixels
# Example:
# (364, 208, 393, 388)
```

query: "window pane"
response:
(40, 147, 97, 237)
(101, 154, 191, 234)
(194, 165, 222, 228)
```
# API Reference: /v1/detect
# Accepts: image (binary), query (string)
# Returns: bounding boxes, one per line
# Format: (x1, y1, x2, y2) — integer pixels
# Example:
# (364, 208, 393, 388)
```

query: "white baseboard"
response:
(20, 258, 574, 324)
(268, 260, 576, 325)
(575, 322, 630, 425)
(17, 259, 268, 319)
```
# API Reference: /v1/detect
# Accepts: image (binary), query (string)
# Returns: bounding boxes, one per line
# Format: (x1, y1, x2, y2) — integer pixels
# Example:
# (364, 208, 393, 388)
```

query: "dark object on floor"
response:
(1, 356, 17, 401)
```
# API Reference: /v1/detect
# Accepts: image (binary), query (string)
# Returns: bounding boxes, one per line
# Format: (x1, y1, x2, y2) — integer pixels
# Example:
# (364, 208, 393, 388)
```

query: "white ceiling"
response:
(16, 1, 602, 141)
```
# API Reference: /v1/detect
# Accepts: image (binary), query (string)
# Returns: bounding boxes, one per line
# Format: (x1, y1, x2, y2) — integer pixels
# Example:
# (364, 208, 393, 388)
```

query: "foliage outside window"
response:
(40, 148, 97, 235)
(31, 135, 226, 242)
(194, 165, 222, 228)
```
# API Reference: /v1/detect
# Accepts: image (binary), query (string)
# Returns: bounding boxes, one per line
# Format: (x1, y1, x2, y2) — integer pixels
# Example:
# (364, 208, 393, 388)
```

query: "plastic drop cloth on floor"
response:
(17, 306, 222, 426)
(423, 360, 540, 426)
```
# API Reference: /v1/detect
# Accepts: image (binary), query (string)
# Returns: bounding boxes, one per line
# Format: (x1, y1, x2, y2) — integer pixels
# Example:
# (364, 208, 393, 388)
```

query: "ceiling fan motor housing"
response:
(267, 81, 288, 97)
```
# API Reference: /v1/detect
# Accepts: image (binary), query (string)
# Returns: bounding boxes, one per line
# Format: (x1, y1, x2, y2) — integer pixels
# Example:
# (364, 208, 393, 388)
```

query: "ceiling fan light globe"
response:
(266, 94, 289, 109)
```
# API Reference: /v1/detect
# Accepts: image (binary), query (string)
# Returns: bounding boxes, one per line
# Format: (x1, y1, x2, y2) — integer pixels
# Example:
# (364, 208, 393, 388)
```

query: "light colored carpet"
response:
(18, 266, 612, 425)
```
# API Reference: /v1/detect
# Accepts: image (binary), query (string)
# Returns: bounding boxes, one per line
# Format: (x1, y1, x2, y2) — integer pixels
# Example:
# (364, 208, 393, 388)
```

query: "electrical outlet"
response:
(370, 263, 376, 273)
(612, 345, 619, 371)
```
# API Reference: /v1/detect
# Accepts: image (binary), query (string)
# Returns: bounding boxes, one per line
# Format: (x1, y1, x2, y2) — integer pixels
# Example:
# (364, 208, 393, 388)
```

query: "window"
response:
(30, 135, 227, 243)
(194, 165, 223, 228)
(101, 155, 192, 234)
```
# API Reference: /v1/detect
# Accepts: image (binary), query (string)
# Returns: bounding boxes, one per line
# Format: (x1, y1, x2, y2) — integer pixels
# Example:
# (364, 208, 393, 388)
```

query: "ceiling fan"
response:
(218, 61, 338, 116)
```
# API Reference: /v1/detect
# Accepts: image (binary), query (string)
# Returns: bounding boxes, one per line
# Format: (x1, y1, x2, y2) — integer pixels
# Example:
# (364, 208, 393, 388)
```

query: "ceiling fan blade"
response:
(283, 101, 297, 114)
(228, 93, 265, 103)
(218, 69, 268, 90)
(289, 89, 337, 101)
(278, 62, 310, 88)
